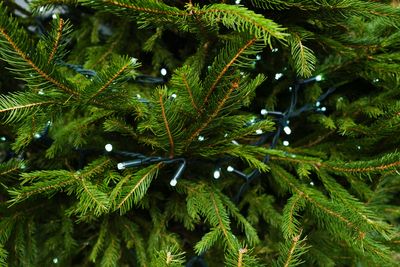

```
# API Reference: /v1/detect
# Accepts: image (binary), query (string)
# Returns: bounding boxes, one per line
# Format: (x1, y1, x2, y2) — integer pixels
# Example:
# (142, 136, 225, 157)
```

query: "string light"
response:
(160, 68, 167, 76)
(34, 133, 41, 139)
(52, 14, 57, 19)
(260, 109, 268, 115)
(271, 48, 279, 52)
(357, 145, 361, 150)
(283, 140, 289, 146)
(256, 54, 261, 60)
(53, 258, 58, 264)
(316, 101, 321, 107)
(283, 126, 291, 135)
(274, 73, 283, 80)
(213, 168, 221, 179)
(171, 93, 177, 99)
(1, 136, 6, 141)
(255, 129, 263, 134)
(105, 144, 113, 152)
(227, 166, 234, 172)
(320, 107, 327, 112)
(198, 135, 205, 141)
(170, 178, 178, 186)
(231, 140, 239, 145)
(235, 0, 241, 4)
(310, 181, 315, 186)
(315, 74, 323, 81)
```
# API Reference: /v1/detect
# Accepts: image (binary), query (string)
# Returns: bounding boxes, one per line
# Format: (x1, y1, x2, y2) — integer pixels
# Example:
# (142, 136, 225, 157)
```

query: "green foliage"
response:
(0, 0, 399, 266)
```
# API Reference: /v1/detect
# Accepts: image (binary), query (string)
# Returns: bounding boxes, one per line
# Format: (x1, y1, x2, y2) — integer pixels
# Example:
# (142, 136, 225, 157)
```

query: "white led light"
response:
(315, 75, 323, 81)
(272, 48, 279, 52)
(117, 163, 125, 170)
(171, 93, 177, 99)
(321, 107, 327, 112)
(160, 68, 167, 76)
(198, 135, 205, 141)
(283, 140, 289, 146)
(105, 144, 113, 152)
(315, 101, 320, 107)
(213, 170, 221, 179)
(38, 89, 45, 95)
(130, 57, 138, 64)
(53, 258, 58, 264)
(136, 94, 141, 99)
(224, 133, 228, 138)
(227, 166, 234, 172)
(260, 109, 268, 115)
(289, 86, 292, 91)
(274, 73, 283, 80)
(357, 145, 361, 150)
(52, 14, 57, 19)
(256, 54, 261, 61)
(373, 78, 379, 82)
(39, 7, 45, 12)
(34, 133, 41, 139)
(170, 178, 177, 186)
(255, 129, 263, 135)
(235, 0, 241, 4)
(310, 181, 315, 186)
(231, 140, 239, 145)
(283, 126, 291, 135)
(0, 137, 6, 141)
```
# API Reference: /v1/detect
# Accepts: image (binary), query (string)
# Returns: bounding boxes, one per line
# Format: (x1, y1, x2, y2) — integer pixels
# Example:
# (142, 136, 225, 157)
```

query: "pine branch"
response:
(47, 18, 65, 63)
(159, 91, 175, 158)
(288, 30, 316, 78)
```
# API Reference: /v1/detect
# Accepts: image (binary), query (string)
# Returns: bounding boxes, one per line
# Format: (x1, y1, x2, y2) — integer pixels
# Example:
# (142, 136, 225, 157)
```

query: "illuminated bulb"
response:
(272, 48, 279, 52)
(117, 163, 125, 170)
(136, 94, 141, 99)
(274, 73, 283, 80)
(289, 86, 292, 91)
(373, 78, 379, 82)
(256, 54, 261, 60)
(310, 181, 315, 186)
(34, 133, 41, 139)
(130, 57, 138, 64)
(315, 75, 323, 81)
(224, 133, 228, 138)
(0, 137, 6, 141)
(255, 129, 263, 135)
(357, 145, 361, 150)
(53, 258, 58, 264)
(235, 0, 241, 4)
(160, 68, 167, 76)
(170, 178, 177, 186)
(171, 93, 177, 99)
(227, 166, 234, 172)
(231, 140, 239, 145)
(260, 109, 268, 115)
(105, 144, 113, 152)
(39, 7, 45, 12)
(283, 126, 291, 135)
(52, 14, 57, 19)
(315, 101, 320, 107)
(198, 135, 205, 141)
(321, 107, 327, 112)
(283, 140, 289, 146)
(213, 170, 221, 179)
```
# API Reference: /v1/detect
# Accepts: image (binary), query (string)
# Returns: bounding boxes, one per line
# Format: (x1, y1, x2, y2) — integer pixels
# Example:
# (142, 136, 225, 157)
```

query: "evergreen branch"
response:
(90, 61, 131, 99)
(48, 18, 64, 63)
(203, 38, 256, 106)
(181, 73, 199, 111)
(159, 92, 175, 158)
(238, 247, 247, 267)
(0, 101, 54, 114)
(283, 232, 302, 267)
(326, 160, 400, 173)
(210, 191, 236, 251)
(188, 81, 239, 144)
(289, 31, 316, 78)
(198, 4, 287, 45)
(79, 0, 186, 16)
(115, 163, 162, 213)
(0, 27, 77, 96)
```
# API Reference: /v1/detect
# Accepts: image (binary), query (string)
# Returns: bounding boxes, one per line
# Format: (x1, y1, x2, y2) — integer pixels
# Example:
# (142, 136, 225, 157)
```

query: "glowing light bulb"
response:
(52, 14, 57, 19)
(198, 135, 205, 141)
(255, 129, 263, 135)
(0, 137, 6, 141)
(321, 107, 327, 112)
(170, 178, 177, 186)
(171, 93, 177, 99)
(315, 101, 321, 107)
(117, 163, 125, 170)
(256, 54, 261, 60)
(274, 73, 283, 80)
(34, 133, 41, 139)
(315, 75, 323, 81)
(105, 144, 113, 152)
(160, 68, 167, 76)
(213, 170, 221, 179)
(53, 258, 58, 264)
(260, 109, 268, 115)
(130, 57, 138, 64)
(283, 140, 289, 146)
(136, 94, 141, 99)
(235, 0, 241, 4)
(227, 166, 234, 172)
(231, 140, 239, 145)
(283, 126, 291, 135)
(310, 181, 315, 186)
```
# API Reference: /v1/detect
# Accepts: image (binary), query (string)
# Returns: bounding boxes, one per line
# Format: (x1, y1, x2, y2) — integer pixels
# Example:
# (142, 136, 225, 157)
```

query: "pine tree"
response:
(1, 0, 400, 266)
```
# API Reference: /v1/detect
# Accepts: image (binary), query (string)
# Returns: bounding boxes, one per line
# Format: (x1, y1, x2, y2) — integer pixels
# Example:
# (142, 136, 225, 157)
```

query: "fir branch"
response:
(202, 37, 256, 106)
(289, 31, 316, 78)
(115, 163, 162, 214)
(0, 27, 77, 96)
(90, 61, 132, 99)
(283, 233, 301, 267)
(188, 81, 239, 144)
(48, 18, 64, 63)
(181, 72, 199, 111)
(159, 92, 175, 158)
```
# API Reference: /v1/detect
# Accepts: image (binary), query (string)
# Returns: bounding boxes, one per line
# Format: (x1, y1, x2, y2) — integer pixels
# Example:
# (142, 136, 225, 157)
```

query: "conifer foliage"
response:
(0, 0, 400, 266)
